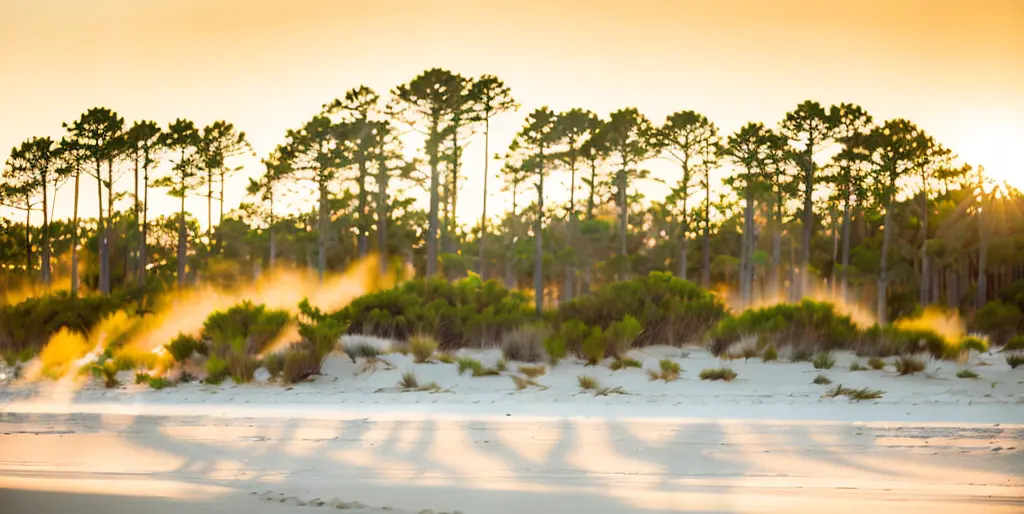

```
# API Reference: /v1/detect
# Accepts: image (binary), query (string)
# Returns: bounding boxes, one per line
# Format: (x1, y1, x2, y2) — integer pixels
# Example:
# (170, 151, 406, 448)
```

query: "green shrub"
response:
(0, 292, 125, 358)
(868, 357, 886, 370)
(608, 357, 642, 371)
(956, 369, 979, 379)
(699, 367, 737, 381)
(957, 335, 988, 355)
(147, 376, 173, 390)
(134, 371, 152, 385)
(1007, 353, 1024, 369)
(437, 353, 454, 364)
(203, 300, 289, 355)
(655, 359, 682, 381)
(88, 361, 119, 388)
(707, 300, 859, 356)
(825, 385, 884, 400)
(1004, 336, 1024, 352)
(761, 344, 778, 362)
(812, 352, 836, 370)
(790, 347, 813, 362)
(409, 334, 438, 363)
(281, 344, 324, 384)
(577, 375, 600, 390)
(849, 361, 865, 371)
(165, 333, 201, 363)
(862, 325, 947, 359)
(543, 334, 567, 364)
(226, 351, 257, 383)
(297, 300, 348, 355)
(262, 352, 286, 378)
(604, 315, 642, 358)
(812, 374, 832, 385)
(342, 341, 382, 363)
(205, 355, 228, 384)
(557, 271, 726, 347)
(399, 371, 419, 389)
(581, 327, 605, 365)
(2, 346, 34, 366)
(973, 301, 1022, 345)
(895, 355, 926, 375)
(500, 324, 550, 362)
(456, 356, 483, 376)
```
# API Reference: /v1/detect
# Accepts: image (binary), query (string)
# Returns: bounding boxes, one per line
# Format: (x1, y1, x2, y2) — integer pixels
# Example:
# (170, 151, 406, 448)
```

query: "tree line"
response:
(3, 68, 1023, 325)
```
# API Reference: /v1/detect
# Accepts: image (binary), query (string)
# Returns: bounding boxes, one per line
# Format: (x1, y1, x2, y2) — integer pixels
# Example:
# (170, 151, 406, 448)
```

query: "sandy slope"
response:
(1, 344, 1022, 513)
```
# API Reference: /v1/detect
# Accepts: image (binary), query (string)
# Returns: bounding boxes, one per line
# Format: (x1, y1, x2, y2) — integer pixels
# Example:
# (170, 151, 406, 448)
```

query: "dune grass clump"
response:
(165, 333, 202, 363)
(436, 353, 455, 364)
(408, 334, 438, 364)
(608, 357, 643, 371)
(581, 327, 605, 366)
(707, 300, 859, 357)
(594, 386, 629, 396)
(517, 364, 546, 378)
(790, 347, 813, 362)
(281, 344, 324, 384)
(956, 369, 979, 379)
(657, 359, 682, 381)
(342, 342, 382, 363)
(868, 356, 886, 370)
(1007, 353, 1024, 369)
(511, 374, 547, 391)
(135, 372, 152, 385)
(895, 355, 926, 375)
(577, 375, 600, 390)
(456, 356, 483, 376)
(812, 374, 832, 385)
(543, 334, 568, 365)
(604, 315, 642, 358)
(761, 344, 778, 362)
(500, 324, 550, 362)
(262, 352, 286, 379)
(824, 384, 884, 401)
(849, 361, 866, 371)
(226, 351, 257, 383)
(398, 371, 440, 392)
(812, 352, 836, 370)
(146, 375, 173, 390)
(699, 367, 737, 381)
(204, 355, 229, 384)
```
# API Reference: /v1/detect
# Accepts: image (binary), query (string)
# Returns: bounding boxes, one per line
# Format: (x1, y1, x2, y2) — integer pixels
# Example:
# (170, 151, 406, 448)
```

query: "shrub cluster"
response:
(707, 300, 859, 356)
(0, 292, 125, 356)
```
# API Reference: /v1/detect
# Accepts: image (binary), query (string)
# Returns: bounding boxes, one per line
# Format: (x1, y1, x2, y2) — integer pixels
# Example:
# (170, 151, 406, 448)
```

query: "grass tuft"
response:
(956, 369, 979, 379)
(812, 352, 836, 370)
(342, 342, 382, 363)
(761, 344, 778, 362)
(699, 367, 737, 381)
(1006, 353, 1023, 369)
(868, 357, 886, 370)
(436, 353, 455, 364)
(408, 334, 438, 364)
(812, 374, 832, 385)
(517, 364, 546, 378)
(577, 375, 600, 390)
(511, 375, 547, 391)
(608, 357, 642, 371)
(849, 361, 866, 371)
(456, 356, 483, 376)
(895, 355, 926, 375)
(824, 384, 884, 401)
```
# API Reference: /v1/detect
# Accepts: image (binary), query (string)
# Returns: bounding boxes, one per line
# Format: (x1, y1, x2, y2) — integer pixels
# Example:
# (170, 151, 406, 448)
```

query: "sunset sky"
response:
(1, 0, 1021, 227)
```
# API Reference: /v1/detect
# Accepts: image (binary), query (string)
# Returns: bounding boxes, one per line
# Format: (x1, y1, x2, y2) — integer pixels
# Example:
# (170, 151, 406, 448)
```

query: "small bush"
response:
(895, 355, 926, 375)
(577, 375, 600, 390)
(604, 315, 642, 358)
(849, 361, 866, 371)
(973, 301, 1022, 345)
(226, 351, 257, 383)
(436, 353, 454, 364)
(165, 333, 201, 363)
(957, 335, 988, 355)
(147, 376, 173, 390)
(408, 334, 438, 363)
(1007, 353, 1024, 369)
(281, 345, 324, 384)
(262, 352, 286, 378)
(342, 342, 382, 363)
(581, 327, 605, 365)
(495, 358, 508, 372)
(868, 357, 886, 370)
(707, 300, 859, 356)
(500, 324, 550, 362)
(812, 374, 832, 385)
(740, 344, 759, 361)
(699, 367, 737, 381)
(203, 300, 290, 355)
(135, 372, 151, 385)
(205, 355, 228, 384)
(812, 352, 836, 370)
(608, 357, 642, 371)
(543, 334, 567, 364)
(456, 356, 483, 376)
(89, 361, 119, 388)
(399, 371, 419, 389)
(1003, 336, 1024, 352)
(517, 364, 546, 378)
(824, 384, 884, 400)
(956, 369, 979, 379)
(761, 344, 778, 362)
(790, 347, 813, 362)
(659, 359, 681, 379)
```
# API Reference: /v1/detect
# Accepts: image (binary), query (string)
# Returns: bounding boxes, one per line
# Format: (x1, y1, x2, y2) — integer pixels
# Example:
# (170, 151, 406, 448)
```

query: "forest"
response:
(2, 68, 1024, 370)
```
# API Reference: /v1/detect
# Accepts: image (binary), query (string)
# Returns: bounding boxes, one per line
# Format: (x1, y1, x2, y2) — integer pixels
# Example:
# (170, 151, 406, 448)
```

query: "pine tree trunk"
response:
(177, 190, 186, 288)
(679, 163, 690, 282)
(564, 153, 577, 302)
(317, 181, 328, 283)
(41, 177, 50, 286)
(24, 205, 31, 277)
(800, 148, 814, 299)
(877, 199, 894, 325)
(534, 149, 545, 316)
(702, 184, 711, 289)
(71, 170, 80, 297)
(479, 116, 490, 280)
(426, 118, 440, 276)
(207, 167, 214, 246)
(138, 157, 149, 284)
(357, 159, 368, 258)
(920, 183, 930, 305)
(219, 168, 226, 251)
(96, 158, 107, 294)
(377, 156, 388, 274)
(840, 183, 852, 302)
(269, 194, 276, 271)
(505, 184, 518, 290)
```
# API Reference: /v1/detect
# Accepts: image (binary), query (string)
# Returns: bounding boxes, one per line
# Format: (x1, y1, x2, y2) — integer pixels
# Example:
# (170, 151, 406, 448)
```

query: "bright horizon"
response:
(2, 0, 1022, 228)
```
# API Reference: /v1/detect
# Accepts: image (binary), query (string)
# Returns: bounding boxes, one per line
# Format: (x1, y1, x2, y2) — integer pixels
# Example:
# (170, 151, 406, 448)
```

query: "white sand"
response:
(1, 345, 1022, 513)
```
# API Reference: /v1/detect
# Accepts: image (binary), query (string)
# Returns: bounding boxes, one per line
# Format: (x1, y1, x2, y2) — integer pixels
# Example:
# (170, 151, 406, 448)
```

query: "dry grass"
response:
(812, 374, 832, 385)
(408, 334, 438, 363)
(517, 364, 546, 378)
(895, 355, 926, 375)
(699, 367, 737, 381)
(577, 375, 600, 390)
(824, 384, 885, 401)
(436, 353, 455, 364)
(812, 352, 836, 370)
(868, 357, 886, 370)
(511, 375, 548, 391)
(398, 371, 440, 392)
(594, 386, 629, 396)
(500, 325, 550, 362)
(849, 361, 866, 371)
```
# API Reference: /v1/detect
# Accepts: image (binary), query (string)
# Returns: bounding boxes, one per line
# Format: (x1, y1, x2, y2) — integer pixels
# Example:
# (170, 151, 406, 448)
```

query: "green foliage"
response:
(543, 334, 567, 364)
(824, 385, 884, 400)
(1007, 353, 1024, 369)
(604, 314, 642, 358)
(699, 367, 737, 381)
(226, 351, 257, 383)
(812, 374, 832, 385)
(868, 356, 886, 370)
(436, 353, 454, 364)
(861, 325, 947, 359)
(707, 300, 859, 356)
(761, 344, 778, 362)
(812, 352, 836, 370)
(957, 335, 988, 355)
(895, 355, 926, 375)
(88, 360, 119, 388)
(135, 371, 151, 385)
(577, 375, 600, 390)
(608, 357, 642, 370)
(2, 346, 34, 366)
(262, 352, 286, 378)
(165, 333, 201, 363)
(1004, 336, 1024, 352)
(39, 327, 89, 379)
(973, 301, 1022, 345)
(500, 323, 550, 362)
(849, 361, 866, 371)
(204, 355, 228, 384)
(342, 341, 382, 363)
(203, 300, 289, 356)
(340, 277, 534, 349)
(456, 356, 483, 376)
(647, 358, 681, 381)
(790, 347, 813, 362)
(557, 271, 726, 347)
(581, 326, 605, 365)
(281, 344, 324, 383)
(956, 369, 979, 379)
(408, 334, 438, 363)
(0, 292, 126, 356)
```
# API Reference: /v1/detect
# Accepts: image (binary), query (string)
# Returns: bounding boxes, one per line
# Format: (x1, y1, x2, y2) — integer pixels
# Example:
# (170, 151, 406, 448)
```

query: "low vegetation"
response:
(608, 357, 642, 371)
(761, 344, 778, 362)
(1003, 336, 1024, 352)
(699, 367, 737, 381)
(511, 375, 547, 391)
(956, 369, 979, 379)
(517, 364, 546, 378)
(708, 301, 859, 357)
(408, 334, 438, 363)
(500, 324, 549, 362)
(1007, 353, 1024, 369)
(849, 361, 865, 371)
(868, 357, 886, 370)
(342, 341, 382, 363)
(812, 352, 836, 370)
(397, 371, 439, 391)
(646, 359, 681, 382)
(824, 385, 884, 401)
(812, 374, 832, 385)
(577, 375, 600, 390)
(895, 355, 926, 375)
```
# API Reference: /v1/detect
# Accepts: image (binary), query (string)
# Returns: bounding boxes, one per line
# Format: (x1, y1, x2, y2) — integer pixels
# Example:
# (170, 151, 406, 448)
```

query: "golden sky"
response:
(1, 0, 1022, 227)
